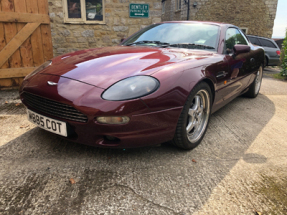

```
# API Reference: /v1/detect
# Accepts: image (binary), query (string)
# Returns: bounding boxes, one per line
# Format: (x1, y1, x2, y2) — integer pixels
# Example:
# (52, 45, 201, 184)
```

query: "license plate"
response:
(27, 109, 67, 137)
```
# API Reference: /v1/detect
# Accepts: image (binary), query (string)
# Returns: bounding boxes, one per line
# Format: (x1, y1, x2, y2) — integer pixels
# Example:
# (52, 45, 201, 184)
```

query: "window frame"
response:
(162, 1, 165, 14)
(63, 0, 105, 24)
(240, 27, 248, 34)
(176, 0, 181, 11)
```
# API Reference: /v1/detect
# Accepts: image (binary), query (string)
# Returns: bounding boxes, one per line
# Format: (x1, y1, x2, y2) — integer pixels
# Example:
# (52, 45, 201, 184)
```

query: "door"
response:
(216, 28, 252, 105)
(0, 0, 53, 89)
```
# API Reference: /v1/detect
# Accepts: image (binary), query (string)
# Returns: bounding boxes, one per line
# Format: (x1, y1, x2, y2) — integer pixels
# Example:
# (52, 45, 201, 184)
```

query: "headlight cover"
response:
(24, 60, 52, 80)
(102, 76, 160, 101)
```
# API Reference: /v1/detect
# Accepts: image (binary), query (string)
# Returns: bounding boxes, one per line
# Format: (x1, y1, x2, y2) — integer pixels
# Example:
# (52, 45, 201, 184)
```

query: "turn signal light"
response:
(276, 50, 281, 56)
(97, 116, 130, 125)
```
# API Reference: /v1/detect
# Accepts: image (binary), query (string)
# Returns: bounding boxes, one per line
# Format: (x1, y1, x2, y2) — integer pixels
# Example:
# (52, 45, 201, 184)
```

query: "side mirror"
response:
(120, 38, 126, 43)
(233, 44, 250, 55)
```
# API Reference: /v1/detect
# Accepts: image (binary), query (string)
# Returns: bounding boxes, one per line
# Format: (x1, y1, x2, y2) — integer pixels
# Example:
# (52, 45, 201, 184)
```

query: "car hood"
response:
(42, 46, 215, 89)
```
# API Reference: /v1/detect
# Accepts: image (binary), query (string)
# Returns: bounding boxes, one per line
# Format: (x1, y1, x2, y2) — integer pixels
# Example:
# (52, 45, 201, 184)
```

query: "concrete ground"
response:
(0, 69, 286, 215)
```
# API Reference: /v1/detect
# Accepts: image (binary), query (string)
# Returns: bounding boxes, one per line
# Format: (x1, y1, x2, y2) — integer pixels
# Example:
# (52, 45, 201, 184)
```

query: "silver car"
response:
(247, 35, 281, 67)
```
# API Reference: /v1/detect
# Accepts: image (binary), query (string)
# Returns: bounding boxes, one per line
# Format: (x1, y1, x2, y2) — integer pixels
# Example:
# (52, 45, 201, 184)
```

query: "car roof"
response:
(160, 21, 235, 27)
(247, 35, 273, 40)
(247, 35, 279, 49)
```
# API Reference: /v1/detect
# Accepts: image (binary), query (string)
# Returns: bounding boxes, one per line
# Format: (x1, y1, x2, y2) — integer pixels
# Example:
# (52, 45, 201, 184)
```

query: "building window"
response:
(240, 28, 248, 34)
(162, 1, 165, 14)
(176, 0, 181, 11)
(63, 0, 105, 24)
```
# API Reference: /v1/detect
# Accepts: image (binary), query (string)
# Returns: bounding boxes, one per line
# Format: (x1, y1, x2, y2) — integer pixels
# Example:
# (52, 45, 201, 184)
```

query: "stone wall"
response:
(48, 0, 162, 56)
(162, 0, 278, 38)
(161, 0, 172, 21)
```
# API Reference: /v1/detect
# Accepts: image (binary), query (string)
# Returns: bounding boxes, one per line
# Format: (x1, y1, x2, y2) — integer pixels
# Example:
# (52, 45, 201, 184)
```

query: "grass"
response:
(272, 73, 287, 81)
(269, 66, 281, 70)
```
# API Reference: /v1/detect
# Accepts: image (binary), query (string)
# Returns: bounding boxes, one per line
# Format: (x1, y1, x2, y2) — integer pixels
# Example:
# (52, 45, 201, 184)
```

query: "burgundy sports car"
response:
(20, 21, 264, 149)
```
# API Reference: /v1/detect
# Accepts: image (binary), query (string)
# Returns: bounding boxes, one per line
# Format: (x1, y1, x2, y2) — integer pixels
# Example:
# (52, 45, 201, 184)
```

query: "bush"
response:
(280, 30, 287, 76)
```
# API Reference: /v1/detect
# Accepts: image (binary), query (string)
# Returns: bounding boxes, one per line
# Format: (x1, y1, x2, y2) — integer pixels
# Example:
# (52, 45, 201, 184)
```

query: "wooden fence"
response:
(0, 0, 53, 89)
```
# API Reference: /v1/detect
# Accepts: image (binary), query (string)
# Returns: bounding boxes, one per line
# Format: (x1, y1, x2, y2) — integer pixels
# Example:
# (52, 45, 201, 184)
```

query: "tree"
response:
(280, 29, 287, 77)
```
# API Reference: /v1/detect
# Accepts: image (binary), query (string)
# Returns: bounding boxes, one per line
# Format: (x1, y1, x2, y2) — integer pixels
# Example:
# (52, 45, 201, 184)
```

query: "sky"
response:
(272, 0, 287, 38)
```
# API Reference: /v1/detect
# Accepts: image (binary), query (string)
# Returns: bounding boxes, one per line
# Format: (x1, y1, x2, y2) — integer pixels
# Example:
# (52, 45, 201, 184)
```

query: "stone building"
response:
(48, 0, 162, 56)
(48, 0, 278, 57)
(161, 0, 278, 38)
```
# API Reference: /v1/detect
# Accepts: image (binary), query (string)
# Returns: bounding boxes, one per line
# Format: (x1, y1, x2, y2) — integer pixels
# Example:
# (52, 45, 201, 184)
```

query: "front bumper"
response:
(20, 74, 182, 148)
(65, 107, 181, 148)
(22, 98, 182, 148)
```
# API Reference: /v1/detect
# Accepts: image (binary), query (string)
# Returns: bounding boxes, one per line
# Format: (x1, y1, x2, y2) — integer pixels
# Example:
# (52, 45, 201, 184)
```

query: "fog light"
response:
(97, 116, 130, 124)
(105, 135, 120, 141)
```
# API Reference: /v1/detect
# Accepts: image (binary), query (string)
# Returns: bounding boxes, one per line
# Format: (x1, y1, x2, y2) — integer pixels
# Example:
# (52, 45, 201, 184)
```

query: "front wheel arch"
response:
(201, 78, 215, 105)
(172, 82, 212, 150)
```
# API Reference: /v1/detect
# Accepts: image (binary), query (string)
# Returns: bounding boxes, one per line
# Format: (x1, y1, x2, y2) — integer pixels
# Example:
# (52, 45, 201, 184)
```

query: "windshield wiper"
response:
(169, 43, 215, 50)
(125, 41, 215, 49)
(125, 40, 170, 46)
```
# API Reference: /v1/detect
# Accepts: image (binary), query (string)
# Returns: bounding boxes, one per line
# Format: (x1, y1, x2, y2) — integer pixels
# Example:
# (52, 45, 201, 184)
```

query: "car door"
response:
(216, 28, 252, 105)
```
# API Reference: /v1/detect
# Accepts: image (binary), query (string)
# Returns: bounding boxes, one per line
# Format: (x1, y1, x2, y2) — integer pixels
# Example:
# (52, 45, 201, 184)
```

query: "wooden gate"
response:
(0, 0, 53, 89)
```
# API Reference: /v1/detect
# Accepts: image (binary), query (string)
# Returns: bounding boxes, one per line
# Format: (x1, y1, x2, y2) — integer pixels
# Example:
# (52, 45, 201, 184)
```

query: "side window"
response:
(248, 37, 261, 46)
(258, 39, 277, 48)
(67, 0, 82, 18)
(238, 29, 249, 43)
(225, 28, 248, 52)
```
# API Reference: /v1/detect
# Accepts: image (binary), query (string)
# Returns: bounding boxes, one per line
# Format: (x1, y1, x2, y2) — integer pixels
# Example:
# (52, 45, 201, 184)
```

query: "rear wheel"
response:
(264, 56, 268, 67)
(172, 82, 212, 150)
(244, 65, 263, 98)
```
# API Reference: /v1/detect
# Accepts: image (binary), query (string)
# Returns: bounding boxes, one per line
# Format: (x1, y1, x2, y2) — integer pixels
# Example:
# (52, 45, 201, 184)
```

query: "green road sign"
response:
(129, 3, 149, 18)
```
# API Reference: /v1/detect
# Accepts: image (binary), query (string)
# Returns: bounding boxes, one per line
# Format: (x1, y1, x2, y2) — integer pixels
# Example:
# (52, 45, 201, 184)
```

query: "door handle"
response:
(216, 71, 228, 78)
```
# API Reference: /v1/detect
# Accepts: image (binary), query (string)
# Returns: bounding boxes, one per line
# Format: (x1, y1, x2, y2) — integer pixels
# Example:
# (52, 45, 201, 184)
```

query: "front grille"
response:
(23, 92, 88, 123)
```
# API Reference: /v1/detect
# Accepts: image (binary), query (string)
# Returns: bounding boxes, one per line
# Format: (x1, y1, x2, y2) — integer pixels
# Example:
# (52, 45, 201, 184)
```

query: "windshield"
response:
(122, 23, 220, 51)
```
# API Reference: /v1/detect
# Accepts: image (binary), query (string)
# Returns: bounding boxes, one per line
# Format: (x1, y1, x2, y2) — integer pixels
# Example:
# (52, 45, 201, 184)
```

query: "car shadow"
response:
(0, 93, 275, 214)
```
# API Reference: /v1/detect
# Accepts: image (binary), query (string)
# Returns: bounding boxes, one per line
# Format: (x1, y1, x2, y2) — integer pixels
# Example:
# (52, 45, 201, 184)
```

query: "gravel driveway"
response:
(0, 70, 286, 215)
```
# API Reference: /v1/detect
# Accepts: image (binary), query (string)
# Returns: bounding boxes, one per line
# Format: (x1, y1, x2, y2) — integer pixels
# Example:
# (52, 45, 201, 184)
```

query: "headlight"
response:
(24, 60, 52, 80)
(102, 76, 160, 101)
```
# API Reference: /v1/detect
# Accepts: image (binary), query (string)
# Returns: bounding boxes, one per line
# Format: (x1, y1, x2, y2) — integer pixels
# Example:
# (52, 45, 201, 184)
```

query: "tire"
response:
(244, 65, 263, 98)
(172, 82, 212, 150)
(264, 56, 268, 67)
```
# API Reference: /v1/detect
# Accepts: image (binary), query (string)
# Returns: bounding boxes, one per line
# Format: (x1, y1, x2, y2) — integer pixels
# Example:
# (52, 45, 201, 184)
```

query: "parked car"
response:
(20, 21, 264, 150)
(247, 35, 281, 67)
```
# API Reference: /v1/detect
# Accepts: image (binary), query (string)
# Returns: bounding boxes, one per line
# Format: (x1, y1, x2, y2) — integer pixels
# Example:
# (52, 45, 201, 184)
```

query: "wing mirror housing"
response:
(120, 38, 126, 43)
(233, 44, 250, 55)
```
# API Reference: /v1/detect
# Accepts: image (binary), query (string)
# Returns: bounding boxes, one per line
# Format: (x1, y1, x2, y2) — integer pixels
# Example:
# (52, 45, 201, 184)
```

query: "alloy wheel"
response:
(186, 89, 210, 143)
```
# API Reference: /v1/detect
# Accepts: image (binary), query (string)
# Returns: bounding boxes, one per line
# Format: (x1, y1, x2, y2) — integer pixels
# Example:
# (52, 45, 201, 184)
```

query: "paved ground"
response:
(0, 69, 286, 215)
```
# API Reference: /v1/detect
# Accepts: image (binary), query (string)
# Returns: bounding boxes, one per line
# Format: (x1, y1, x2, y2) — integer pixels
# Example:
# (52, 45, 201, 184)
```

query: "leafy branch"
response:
(280, 29, 287, 76)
